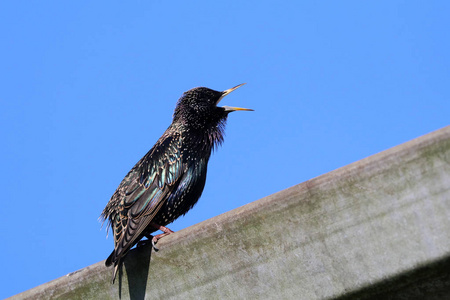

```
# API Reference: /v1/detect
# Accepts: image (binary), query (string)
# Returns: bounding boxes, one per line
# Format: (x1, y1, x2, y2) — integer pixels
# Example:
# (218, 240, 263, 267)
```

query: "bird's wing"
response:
(104, 132, 185, 265)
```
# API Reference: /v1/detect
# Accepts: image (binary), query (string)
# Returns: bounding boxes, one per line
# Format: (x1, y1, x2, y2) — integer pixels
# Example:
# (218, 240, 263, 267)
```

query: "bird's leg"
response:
(149, 222, 174, 251)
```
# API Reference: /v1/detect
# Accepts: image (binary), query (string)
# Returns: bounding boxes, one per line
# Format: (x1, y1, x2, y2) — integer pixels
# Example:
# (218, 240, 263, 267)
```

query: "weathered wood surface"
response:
(10, 126, 450, 300)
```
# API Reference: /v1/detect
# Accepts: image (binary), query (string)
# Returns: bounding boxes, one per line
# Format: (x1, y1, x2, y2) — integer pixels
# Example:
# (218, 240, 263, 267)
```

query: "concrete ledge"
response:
(10, 126, 450, 299)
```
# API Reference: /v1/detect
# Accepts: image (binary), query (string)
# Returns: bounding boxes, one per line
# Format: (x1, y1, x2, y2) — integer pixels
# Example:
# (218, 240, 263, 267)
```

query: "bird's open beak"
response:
(221, 83, 247, 98)
(218, 83, 254, 112)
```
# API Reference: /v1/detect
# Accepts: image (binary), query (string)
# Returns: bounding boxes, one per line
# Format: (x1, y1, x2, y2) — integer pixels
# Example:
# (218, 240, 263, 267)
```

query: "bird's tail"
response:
(111, 263, 120, 284)
(105, 250, 115, 267)
(106, 250, 121, 284)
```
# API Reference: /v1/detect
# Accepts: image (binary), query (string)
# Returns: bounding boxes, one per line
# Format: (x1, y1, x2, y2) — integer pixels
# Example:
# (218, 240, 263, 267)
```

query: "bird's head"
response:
(173, 83, 253, 130)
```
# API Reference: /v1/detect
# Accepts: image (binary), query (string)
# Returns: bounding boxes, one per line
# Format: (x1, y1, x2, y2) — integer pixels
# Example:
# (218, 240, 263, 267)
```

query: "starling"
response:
(101, 83, 252, 282)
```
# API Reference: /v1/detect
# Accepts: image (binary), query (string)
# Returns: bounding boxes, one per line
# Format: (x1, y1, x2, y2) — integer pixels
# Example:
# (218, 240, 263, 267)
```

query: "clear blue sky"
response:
(1, 1, 449, 298)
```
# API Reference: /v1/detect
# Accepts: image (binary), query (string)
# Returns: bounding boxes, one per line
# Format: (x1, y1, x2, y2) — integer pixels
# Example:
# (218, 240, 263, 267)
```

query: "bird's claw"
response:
(137, 235, 159, 251)
(151, 239, 159, 252)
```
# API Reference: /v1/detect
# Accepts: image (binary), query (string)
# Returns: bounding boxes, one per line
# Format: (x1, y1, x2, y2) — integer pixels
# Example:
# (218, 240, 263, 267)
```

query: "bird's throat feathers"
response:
(176, 118, 227, 154)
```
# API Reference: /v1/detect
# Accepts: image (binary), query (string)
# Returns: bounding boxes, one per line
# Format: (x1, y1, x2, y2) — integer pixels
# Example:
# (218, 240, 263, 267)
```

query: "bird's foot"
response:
(147, 222, 175, 252)
(151, 237, 159, 252)
(141, 233, 159, 251)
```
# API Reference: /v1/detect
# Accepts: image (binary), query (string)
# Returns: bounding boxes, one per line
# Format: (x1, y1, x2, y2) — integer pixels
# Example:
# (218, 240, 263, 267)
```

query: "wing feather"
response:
(102, 131, 186, 266)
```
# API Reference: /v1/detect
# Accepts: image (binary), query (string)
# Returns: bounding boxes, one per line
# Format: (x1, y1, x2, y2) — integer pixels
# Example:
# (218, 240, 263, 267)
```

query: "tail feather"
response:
(111, 262, 120, 284)
(105, 250, 121, 283)
(105, 250, 115, 267)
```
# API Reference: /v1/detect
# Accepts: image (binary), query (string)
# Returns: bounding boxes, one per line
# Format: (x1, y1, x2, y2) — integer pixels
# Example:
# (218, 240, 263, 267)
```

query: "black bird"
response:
(101, 83, 252, 282)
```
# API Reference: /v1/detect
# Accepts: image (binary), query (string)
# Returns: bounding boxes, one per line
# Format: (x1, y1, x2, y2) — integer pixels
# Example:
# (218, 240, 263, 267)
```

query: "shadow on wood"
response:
(121, 243, 153, 300)
(334, 255, 450, 300)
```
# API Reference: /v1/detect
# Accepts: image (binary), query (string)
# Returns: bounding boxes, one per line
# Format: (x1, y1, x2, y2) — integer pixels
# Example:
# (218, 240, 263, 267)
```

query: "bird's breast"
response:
(152, 159, 209, 226)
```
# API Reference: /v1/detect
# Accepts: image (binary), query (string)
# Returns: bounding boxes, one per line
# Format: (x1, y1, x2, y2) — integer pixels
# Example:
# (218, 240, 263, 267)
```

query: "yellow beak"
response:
(218, 83, 254, 112)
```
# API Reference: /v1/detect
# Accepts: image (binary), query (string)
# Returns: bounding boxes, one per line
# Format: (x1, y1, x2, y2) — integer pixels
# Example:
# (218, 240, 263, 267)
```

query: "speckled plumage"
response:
(101, 84, 252, 282)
